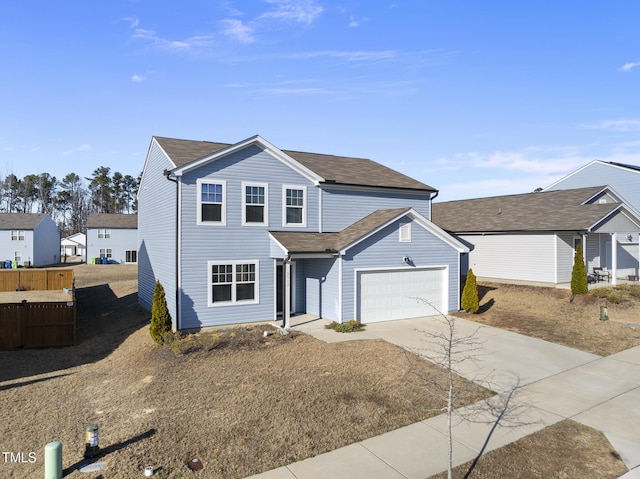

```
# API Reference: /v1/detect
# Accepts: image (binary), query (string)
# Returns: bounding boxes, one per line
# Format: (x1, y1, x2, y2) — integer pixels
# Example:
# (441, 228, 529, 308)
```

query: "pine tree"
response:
(461, 269, 479, 313)
(571, 243, 588, 294)
(150, 280, 172, 344)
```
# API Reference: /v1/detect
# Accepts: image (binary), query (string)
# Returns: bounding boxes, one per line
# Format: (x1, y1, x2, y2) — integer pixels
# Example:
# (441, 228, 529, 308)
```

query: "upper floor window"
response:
(283, 186, 306, 226)
(197, 179, 226, 225)
(11, 230, 25, 241)
(243, 182, 268, 226)
(98, 228, 111, 239)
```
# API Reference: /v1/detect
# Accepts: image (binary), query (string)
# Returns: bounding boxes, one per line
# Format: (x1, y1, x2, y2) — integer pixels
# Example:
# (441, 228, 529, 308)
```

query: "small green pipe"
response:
(44, 442, 62, 479)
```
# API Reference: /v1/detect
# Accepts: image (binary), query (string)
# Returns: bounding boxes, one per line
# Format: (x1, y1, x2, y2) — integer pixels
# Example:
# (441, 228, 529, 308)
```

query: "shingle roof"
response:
(271, 208, 410, 253)
(153, 136, 435, 192)
(0, 213, 48, 230)
(86, 214, 138, 229)
(432, 186, 620, 233)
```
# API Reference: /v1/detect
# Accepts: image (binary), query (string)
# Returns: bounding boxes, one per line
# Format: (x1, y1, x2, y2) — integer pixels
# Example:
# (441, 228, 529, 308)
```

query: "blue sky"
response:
(1, 1, 640, 201)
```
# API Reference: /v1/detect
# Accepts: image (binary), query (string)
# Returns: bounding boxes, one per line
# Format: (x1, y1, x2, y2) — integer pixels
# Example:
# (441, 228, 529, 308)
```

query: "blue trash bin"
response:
(101, 257, 107, 265)
(5, 260, 11, 269)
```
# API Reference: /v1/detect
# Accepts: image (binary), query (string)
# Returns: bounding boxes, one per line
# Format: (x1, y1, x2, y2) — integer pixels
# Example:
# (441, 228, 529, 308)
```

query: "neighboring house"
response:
(138, 135, 468, 330)
(61, 232, 86, 259)
(432, 186, 640, 287)
(0, 213, 60, 267)
(86, 214, 138, 264)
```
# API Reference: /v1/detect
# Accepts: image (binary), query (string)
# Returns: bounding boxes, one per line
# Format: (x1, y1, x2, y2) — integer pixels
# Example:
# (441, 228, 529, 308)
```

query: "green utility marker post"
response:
(44, 441, 62, 479)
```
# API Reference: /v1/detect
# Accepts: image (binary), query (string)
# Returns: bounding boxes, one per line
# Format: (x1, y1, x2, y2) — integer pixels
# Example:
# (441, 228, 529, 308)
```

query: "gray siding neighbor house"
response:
(432, 186, 640, 287)
(138, 135, 468, 330)
(86, 214, 138, 264)
(0, 213, 60, 267)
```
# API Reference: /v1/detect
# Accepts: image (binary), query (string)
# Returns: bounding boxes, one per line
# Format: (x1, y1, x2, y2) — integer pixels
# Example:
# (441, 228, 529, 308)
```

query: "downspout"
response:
(164, 169, 180, 331)
(429, 189, 439, 222)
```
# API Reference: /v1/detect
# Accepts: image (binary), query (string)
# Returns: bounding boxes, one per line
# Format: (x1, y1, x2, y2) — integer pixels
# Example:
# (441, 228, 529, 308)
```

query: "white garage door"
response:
(358, 267, 447, 323)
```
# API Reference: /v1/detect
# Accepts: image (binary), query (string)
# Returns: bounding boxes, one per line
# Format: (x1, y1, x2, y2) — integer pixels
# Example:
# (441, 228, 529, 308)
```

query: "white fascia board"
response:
(338, 209, 411, 254)
(268, 233, 289, 256)
(140, 137, 178, 189)
(319, 182, 433, 196)
(170, 135, 324, 185)
(589, 205, 640, 232)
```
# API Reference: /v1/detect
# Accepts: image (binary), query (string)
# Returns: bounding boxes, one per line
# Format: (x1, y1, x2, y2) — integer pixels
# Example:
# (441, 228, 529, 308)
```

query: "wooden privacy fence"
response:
(0, 269, 76, 349)
(0, 269, 73, 292)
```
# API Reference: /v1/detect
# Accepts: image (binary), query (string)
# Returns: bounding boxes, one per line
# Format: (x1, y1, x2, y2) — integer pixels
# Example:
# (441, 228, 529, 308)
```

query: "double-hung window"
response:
(100, 248, 112, 259)
(243, 182, 268, 225)
(11, 230, 25, 241)
(197, 179, 226, 225)
(98, 228, 111, 239)
(209, 261, 259, 306)
(283, 185, 306, 226)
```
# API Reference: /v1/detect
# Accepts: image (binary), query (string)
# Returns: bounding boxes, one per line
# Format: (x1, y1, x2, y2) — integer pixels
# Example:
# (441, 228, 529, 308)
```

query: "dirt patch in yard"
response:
(457, 282, 640, 356)
(0, 264, 491, 479)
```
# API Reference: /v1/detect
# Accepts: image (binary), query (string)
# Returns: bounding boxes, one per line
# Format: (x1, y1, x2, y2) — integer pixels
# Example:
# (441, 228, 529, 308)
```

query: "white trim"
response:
(545, 160, 640, 192)
(354, 265, 449, 322)
(177, 178, 183, 330)
(282, 184, 307, 227)
(338, 255, 343, 322)
(318, 188, 323, 233)
(242, 181, 269, 226)
(196, 178, 226, 226)
(207, 260, 260, 307)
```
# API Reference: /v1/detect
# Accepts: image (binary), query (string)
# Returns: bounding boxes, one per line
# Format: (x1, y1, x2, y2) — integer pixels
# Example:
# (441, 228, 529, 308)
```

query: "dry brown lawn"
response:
(0, 268, 634, 478)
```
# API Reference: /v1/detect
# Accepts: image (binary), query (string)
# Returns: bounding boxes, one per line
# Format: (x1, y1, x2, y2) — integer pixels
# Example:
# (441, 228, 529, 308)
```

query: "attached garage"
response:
(357, 266, 448, 323)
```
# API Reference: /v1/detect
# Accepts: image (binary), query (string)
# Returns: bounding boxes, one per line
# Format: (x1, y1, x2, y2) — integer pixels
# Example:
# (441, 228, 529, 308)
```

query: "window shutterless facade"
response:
(126, 250, 138, 263)
(99, 248, 112, 258)
(283, 185, 306, 226)
(98, 228, 111, 239)
(11, 230, 25, 241)
(208, 261, 259, 306)
(197, 179, 226, 225)
(242, 182, 268, 225)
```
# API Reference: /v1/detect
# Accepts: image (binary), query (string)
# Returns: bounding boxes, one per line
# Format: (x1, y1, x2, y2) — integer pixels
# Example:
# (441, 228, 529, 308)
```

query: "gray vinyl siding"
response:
(303, 258, 339, 319)
(138, 142, 178, 324)
(342, 218, 460, 320)
(586, 234, 601, 272)
(0, 229, 33, 266)
(33, 216, 61, 266)
(86, 227, 137, 264)
(555, 233, 575, 284)
(321, 188, 431, 231)
(548, 162, 640, 212)
(592, 210, 640, 233)
(177, 146, 319, 329)
(462, 233, 556, 284)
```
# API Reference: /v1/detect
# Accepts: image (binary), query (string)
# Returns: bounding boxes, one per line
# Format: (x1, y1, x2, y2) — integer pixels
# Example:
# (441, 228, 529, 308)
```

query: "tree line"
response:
(0, 167, 140, 237)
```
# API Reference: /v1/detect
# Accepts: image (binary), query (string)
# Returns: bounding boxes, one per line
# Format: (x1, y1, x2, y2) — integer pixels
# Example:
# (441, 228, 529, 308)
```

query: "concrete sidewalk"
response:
(248, 316, 640, 479)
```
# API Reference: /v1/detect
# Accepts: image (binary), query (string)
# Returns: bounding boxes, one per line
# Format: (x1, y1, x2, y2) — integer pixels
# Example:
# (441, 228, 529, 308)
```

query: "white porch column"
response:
(611, 233, 617, 287)
(284, 260, 291, 329)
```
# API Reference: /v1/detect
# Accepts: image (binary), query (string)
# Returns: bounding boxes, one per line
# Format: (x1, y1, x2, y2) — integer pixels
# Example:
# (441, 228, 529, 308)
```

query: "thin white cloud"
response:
(63, 144, 92, 155)
(132, 27, 214, 52)
(619, 62, 640, 72)
(260, 0, 324, 25)
(348, 16, 368, 28)
(290, 50, 399, 62)
(123, 16, 139, 28)
(132, 74, 146, 82)
(221, 19, 255, 43)
(585, 119, 640, 132)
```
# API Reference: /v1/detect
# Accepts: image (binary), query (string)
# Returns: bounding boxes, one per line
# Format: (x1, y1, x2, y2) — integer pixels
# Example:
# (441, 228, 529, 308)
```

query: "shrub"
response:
(325, 319, 365, 333)
(461, 269, 479, 313)
(149, 280, 172, 344)
(571, 244, 588, 295)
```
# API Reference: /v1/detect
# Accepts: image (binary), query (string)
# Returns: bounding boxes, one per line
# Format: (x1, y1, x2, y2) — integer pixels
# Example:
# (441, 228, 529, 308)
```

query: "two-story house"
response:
(86, 214, 138, 264)
(138, 135, 468, 330)
(0, 213, 60, 267)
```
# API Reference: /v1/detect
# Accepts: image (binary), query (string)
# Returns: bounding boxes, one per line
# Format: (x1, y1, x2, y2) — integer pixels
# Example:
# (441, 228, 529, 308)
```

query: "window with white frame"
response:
(399, 223, 412, 242)
(11, 230, 25, 241)
(283, 186, 305, 226)
(209, 261, 259, 305)
(243, 182, 268, 225)
(14, 251, 21, 263)
(197, 179, 226, 225)
(98, 228, 111, 239)
(99, 248, 112, 258)
(126, 250, 137, 263)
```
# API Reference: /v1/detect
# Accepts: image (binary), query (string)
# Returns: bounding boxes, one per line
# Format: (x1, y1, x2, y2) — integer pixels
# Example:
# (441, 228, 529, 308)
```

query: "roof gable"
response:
(432, 186, 630, 233)
(270, 207, 468, 254)
(154, 135, 436, 192)
(86, 214, 138, 229)
(0, 213, 47, 230)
